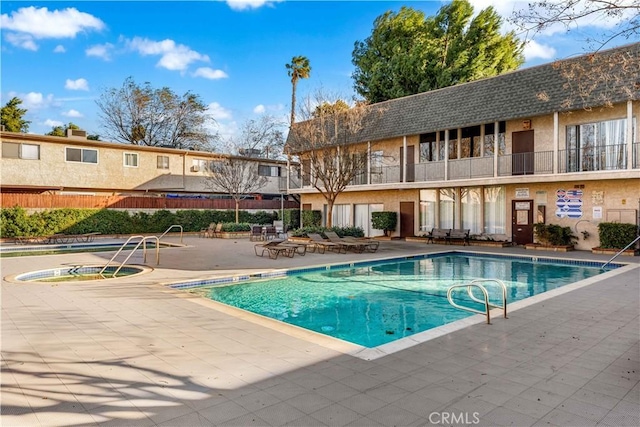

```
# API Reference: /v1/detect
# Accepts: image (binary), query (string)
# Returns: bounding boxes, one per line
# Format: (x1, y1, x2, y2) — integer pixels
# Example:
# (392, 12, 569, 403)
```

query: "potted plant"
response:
(371, 211, 397, 238)
(527, 223, 576, 251)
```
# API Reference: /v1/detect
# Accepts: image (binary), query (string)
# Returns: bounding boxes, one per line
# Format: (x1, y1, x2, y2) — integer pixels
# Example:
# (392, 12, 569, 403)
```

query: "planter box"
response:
(591, 247, 639, 256)
(218, 232, 250, 239)
(525, 243, 574, 252)
(469, 241, 512, 248)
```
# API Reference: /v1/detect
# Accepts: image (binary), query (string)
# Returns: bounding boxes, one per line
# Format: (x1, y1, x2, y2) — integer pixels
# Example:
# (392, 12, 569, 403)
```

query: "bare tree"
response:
(287, 90, 384, 227)
(96, 77, 217, 150)
(236, 115, 286, 159)
(510, 0, 639, 50)
(204, 147, 269, 224)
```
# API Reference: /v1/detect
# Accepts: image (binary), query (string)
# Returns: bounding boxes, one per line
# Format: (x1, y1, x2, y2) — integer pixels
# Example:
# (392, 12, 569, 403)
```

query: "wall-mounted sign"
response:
(593, 206, 603, 219)
(515, 188, 529, 198)
(515, 202, 531, 210)
(591, 191, 604, 205)
(556, 189, 583, 219)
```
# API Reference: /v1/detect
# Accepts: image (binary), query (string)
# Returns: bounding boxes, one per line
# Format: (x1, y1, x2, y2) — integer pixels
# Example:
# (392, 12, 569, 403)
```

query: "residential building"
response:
(1, 129, 294, 203)
(285, 43, 640, 250)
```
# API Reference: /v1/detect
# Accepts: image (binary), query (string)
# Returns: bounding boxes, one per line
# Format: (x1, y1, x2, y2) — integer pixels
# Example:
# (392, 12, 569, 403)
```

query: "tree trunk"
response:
(326, 198, 334, 228)
(290, 80, 297, 125)
(235, 200, 240, 223)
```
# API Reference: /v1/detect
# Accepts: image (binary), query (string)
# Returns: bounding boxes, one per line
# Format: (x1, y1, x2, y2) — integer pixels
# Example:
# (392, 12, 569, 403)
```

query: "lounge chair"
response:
(254, 239, 306, 259)
(324, 231, 366, 253)
(306, 233, 345, 254)
(340, 235, 380, 253)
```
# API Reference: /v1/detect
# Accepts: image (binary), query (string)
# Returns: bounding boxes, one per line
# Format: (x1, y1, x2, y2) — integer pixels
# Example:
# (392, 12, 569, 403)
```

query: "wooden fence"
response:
(1, 194, 299, 211)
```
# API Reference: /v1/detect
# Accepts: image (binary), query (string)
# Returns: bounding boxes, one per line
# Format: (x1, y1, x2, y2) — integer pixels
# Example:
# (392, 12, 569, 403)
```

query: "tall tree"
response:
(352, 0, 524, 103)
(46, 122, 80, 137)
(288, 91, 385, 227)
(236, 115, 286, 159)
(510, 0, 639, 50)
(285, 56, 311, 125)
(1, 97, 30, 132)
(96, 77, 217, 150)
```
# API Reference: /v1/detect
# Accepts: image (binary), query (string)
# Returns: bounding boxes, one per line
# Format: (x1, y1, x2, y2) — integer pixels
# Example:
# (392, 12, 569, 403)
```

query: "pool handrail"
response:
(99, 235, 160, 277)
(601, 235, 640, 270)
(446, 279, 508, 324)
(158, 225, 183, 244)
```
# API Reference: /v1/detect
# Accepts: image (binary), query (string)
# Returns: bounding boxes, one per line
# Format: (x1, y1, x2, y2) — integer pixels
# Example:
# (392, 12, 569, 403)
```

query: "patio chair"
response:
(306, 233, 345, 254)
(199, 223, 217, 238)
(211, 223, 223, 238)
(324, 231, 366, 253)
(264, 225, 278, 240)
(250, 225, 264, 241)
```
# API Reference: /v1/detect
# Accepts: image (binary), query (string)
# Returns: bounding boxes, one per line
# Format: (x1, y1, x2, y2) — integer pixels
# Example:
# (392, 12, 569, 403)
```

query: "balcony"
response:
(284, 143, 637, 192)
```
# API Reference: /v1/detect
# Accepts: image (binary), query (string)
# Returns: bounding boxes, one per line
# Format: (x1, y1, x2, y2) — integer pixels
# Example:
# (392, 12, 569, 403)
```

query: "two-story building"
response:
(285, 43, 640, 250)
(1, 129, 290, 200)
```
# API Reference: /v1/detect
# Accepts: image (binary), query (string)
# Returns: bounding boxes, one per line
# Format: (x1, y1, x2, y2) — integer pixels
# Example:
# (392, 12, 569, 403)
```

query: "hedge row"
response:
(598, 222, 638, 249)
(289, 226, 365, 238)
(0, 207, 302, 238)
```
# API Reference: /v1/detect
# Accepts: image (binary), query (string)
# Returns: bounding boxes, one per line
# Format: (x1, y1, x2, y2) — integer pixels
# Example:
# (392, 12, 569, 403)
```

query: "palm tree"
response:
(285, 56, 311, 126)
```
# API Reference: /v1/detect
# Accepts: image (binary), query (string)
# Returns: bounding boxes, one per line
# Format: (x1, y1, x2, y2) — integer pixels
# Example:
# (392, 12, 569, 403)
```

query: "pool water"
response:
(1, 242, 173, 258)
(202, 254, 608, 347)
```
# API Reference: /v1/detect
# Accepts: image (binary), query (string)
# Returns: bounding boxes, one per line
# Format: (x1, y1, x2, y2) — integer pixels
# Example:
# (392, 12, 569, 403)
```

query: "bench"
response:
(426, 228, 450, 244)
(447, 229, 470, 246)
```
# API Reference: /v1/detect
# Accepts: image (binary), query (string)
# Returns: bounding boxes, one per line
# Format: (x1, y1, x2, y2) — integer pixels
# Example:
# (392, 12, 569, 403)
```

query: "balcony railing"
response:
(285, 144, 637, 191)
(559, 144, 628, 173)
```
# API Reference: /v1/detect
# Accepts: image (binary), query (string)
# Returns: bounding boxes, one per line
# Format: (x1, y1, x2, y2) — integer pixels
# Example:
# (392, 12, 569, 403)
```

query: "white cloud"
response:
(226, 0, 282, 11)
(253, 104, 266, 114)
(523, 40, 557, 61)
(193, 67, 228, 80)
(207, 102, 233, 120)
(125, 37, 209, 71)
(53, 44, 65, 53)
(44, 119, 63, 127)
(86, 43, 114, 61)
(5, 33, 38, 50)
(12, 92, 56, 110)
(65, 78, 89, 91)
(62, 109, 83, 118)
(1, 6, 105, 50)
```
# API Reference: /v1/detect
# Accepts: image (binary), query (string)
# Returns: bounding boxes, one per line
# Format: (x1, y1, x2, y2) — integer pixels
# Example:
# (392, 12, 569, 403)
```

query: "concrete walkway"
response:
(1, 237, 638, 426)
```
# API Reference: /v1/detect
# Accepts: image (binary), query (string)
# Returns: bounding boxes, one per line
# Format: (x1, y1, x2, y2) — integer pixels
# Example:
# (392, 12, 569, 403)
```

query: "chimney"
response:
(66, 128, 88, 139)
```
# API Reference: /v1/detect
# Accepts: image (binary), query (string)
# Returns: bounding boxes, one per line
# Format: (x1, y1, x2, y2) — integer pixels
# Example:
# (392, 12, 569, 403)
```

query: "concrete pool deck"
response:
(1, 236, 639, 426)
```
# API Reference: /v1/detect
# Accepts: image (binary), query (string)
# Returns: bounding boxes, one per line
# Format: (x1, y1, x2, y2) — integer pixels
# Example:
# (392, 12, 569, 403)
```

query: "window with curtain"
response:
(461, 187, 482, 234)
(419, 189, 437, 232)
(565, 117, 632, 171)
(439, 188, 456, 228)
(332, 204, 352, 227)
(483, 122, 506, 157)
(124, 152, 138, 167)
(484, 186, 505, 234)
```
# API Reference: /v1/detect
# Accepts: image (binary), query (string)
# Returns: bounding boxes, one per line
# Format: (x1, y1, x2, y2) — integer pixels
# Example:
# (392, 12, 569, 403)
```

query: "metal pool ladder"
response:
(99, 235, 160, 278)
(447, 279, 508, 324)
(601, 235, 640, 270)
(158, 224, 183, 244)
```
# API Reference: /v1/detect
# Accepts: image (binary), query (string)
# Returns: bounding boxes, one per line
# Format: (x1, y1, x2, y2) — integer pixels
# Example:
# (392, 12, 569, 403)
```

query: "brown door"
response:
(512, 130, 534, 175)
(512, 200, 534, 245)
(400, 202, 414, 238)
(399, 145, 415, 182)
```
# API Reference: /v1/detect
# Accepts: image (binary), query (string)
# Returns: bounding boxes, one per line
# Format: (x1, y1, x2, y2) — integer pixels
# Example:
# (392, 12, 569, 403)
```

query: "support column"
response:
(444, 130, 450, 181)
(553, 112, 559, 174)
(627, 100, 634, 169)
(286, 155, 291, 192)
(402, 136, 407, 183)
(493, 122, 499, 177)
(367, 141, 371, 185)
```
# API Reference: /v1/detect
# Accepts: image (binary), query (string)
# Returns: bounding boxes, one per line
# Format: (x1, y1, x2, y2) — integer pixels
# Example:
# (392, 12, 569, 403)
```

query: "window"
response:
(157, 155, 169, 169)
(258, 165, 281, 177)
(461, 187, 482, 234)
(66, 147, 98, 164)
(439, 188, 457, 228)
(419, 189, 437, 232)
(565, 117, 633, 172)
(419, 132, 438, 162)
(331, 204, 352, 227)
(484, 186, 506, 234)
(483, 122, 506, 157)
(448, 129, 458, 160)
(460, 126, 481, 158)
(2, 142, 40, 159)
(124, 152, 138, 167)
(192, 159, 208, 172)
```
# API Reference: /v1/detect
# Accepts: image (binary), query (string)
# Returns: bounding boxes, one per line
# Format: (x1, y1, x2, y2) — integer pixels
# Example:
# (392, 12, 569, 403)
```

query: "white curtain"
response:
(461, 187, 482, 234)
(484, 186, 506, 234)
(332, 204, 352, 227)
(439, 188, 456, 228)
(419, 189, 437, 232)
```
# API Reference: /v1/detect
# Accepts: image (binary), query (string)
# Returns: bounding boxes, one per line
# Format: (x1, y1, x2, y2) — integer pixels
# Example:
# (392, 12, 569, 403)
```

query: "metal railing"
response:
(498, 150, 553, 176)
(99, 235, 160, 278)
(559, 144, 628, 173)
(447, 279, 508, 324)
(601, 235, 640, 270)
(158, 224, 183, 244)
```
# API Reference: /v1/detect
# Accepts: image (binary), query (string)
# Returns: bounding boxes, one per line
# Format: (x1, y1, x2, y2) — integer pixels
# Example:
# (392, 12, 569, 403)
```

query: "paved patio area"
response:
(1, 236, 639, 426)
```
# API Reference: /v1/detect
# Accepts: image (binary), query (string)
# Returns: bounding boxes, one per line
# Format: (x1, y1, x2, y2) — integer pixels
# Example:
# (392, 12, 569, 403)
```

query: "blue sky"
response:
(1, 0, 634, 143)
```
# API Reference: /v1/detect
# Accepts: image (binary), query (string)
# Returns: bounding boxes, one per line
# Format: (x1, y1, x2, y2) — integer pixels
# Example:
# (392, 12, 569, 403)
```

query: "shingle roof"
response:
(288, 42, 639, 147)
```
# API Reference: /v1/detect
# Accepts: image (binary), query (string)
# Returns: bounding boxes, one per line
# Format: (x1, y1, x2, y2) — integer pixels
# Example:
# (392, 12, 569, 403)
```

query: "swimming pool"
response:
(194, 253, 617, 348)
(0, 241, 179, 257)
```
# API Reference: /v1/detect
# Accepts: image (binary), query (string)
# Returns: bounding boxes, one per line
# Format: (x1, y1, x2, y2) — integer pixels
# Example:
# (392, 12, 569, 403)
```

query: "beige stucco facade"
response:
(1, 132, 288, 197)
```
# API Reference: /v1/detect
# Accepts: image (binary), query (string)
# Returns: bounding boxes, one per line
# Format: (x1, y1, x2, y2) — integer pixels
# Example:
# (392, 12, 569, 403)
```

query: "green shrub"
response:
(282, 209, 300, 231)
(371, 211, 397, 236)
(533, 223, 576, 246)
(598, 222, 638, 249)
(289, 226, 364, 238)
(301, 210, 322, 227)
(221, 222, 251, 232)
